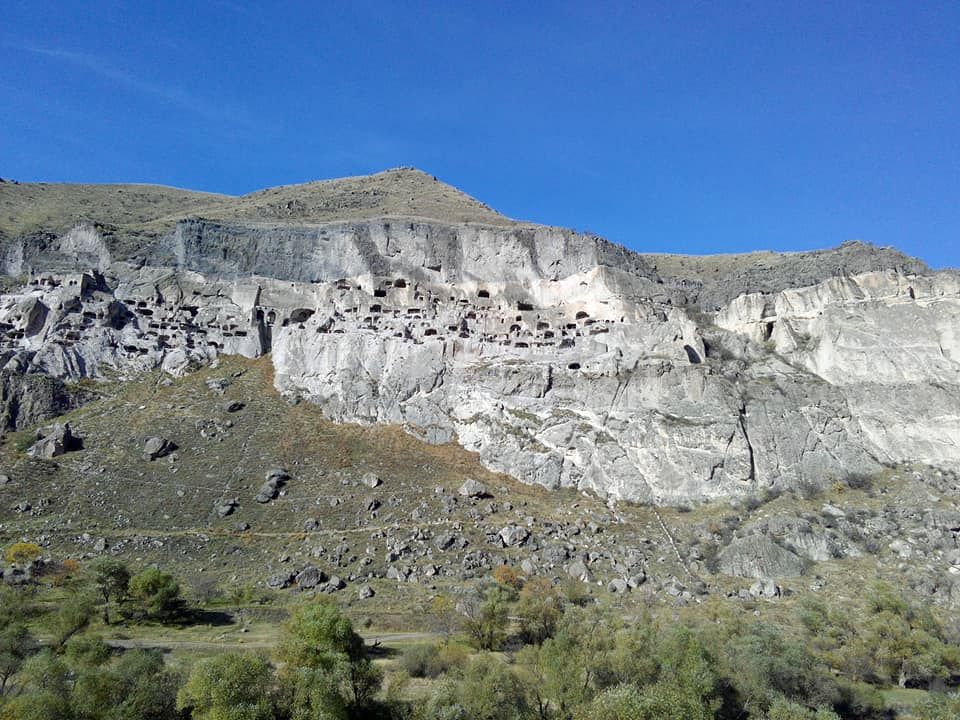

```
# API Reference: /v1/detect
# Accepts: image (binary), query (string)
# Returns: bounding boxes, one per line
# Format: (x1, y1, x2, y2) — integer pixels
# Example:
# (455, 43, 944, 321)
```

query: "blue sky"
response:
(1, 2, 958, 268)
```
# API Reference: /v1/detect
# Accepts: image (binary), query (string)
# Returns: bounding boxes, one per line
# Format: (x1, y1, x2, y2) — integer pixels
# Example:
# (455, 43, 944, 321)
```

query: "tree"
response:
(227, 584, 253, 627)
(424, 654, 530, 720)
(128, 568, 183, 621)
(279, 667, 348, 720)
(516, 577, 564, 644)
(277, 601, 381, 709)
(277, 602, 365, 672)
(63, 636, 111, 670)
(0, 624, 38, 695)
(575, 682, 716, 720)
(764, 696, 840, 720)
(0, 587, 30, 628)
(47, 593, 94, 650)
(176, 652, 275, 720)
(839, 582, 960, 687)
(86, 558, 130, 625)
(655, 626, 720, 716)
(0, 649, 72, 720)
(462, 585, 511, 651)
(4, 543, 42, 568)
(725, 623, 839, 715)
(96, 649, 182, 720)
(916, 692, 960, 720)
(428, 594, 461, 643)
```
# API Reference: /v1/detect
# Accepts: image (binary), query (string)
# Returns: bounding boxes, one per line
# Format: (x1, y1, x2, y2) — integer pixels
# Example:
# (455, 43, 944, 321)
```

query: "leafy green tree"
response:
(278, 602, 364, 671)
(277, 601, 381, 709)
(0, 650, 72, 720)
(427, 595, 461, 643)
(0, 624, 38, 695)
(278, 667, 348, 720)
(842, 582, 960, 687)
(0, 587, 31, 628)
(724, 623, 839, 715)
(575, 681, 715, 720)
(128, 568, 183, 622)
(86, 558, 130, 625)
(462, 586, 511, 651)
(423, 654, 530, 720)
(654, 627, 720, 718)
(516, 577, 564, 645)
(176, 652, 274, 720)
(47, 593, 94, 650)
(764, 696, 840, 720)
(516, 604, 626, 717)
(100, 649, 182, 720)
(226, 584, 253, 627)
(63, 636, 111, 670)
(915, 692, 960, 720)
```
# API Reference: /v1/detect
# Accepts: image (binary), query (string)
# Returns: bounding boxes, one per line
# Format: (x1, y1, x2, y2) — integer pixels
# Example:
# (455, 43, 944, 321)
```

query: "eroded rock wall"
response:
(0, 221, 955, 503)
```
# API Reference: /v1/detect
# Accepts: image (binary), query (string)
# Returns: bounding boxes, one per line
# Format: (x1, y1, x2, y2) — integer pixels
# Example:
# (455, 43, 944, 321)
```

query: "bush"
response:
(575, 682, 715, 720)
(4, 543, 42, 567)
(399, 643, 467, 679)
(128, 568, 183, 621)
(177, 652, 275, 720)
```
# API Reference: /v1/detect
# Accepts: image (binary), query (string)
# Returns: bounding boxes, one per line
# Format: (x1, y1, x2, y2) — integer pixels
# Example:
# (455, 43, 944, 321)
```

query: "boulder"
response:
(358, 584, 375, 599)
(499, 525, 530, 547)
(255, 483, 279, 503)
(143, 436, 176, 461)
(266, 572, 295, 589)
(361, 472, 382, 488)
(435, 533, 457, 551)
(607, 578, 629, 593)
(295, 565, 326, 590)
(749, 579, 781, 598)
(718, 535, 806, 579)
(256, 469, 290, 502)
(323, 575, 346, 592)
(27, 423, 80, 459)
(458, 479, 490, 498)
(567, 560, 592, 583)
(215, 500, 238, 518)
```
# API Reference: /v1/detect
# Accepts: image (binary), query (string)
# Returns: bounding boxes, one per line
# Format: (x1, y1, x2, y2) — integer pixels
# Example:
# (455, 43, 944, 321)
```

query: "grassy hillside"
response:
(0, 168, 512, 243)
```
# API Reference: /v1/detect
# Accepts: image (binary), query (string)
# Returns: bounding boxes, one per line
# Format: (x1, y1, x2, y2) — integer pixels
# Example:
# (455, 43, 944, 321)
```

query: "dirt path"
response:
(104, 630, 439, 652)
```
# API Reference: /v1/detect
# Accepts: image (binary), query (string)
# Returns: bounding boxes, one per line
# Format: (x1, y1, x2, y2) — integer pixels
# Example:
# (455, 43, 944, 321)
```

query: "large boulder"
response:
(718, 535, 806, 579)
(27, 423, 80, 459)
(143, 436, 176, 461)
(499, 525, 530, 548)
(458, 479, 490, 498)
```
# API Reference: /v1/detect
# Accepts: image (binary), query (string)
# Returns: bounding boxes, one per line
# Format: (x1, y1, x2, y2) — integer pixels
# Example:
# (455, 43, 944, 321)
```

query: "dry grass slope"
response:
(0, 168, 512, 242)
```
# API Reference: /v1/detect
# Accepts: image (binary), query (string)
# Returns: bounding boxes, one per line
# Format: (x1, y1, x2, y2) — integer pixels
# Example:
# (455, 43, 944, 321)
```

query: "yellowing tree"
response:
(4, 543, 41, 567)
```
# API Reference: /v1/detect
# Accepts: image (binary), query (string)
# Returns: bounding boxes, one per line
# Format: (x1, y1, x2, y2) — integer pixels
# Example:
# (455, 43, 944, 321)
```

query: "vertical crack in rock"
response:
(738, 401, 756, 483)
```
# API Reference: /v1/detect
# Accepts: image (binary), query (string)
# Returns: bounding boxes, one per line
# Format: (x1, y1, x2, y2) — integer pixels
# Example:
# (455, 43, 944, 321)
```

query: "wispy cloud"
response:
(11, 43, 267, 133)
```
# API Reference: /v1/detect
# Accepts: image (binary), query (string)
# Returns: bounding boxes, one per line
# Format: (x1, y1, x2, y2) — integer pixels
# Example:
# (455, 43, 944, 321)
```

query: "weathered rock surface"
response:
(26, 422, 79, 459)
(0, 169, 956, 504)
(718, 535, 806, 579)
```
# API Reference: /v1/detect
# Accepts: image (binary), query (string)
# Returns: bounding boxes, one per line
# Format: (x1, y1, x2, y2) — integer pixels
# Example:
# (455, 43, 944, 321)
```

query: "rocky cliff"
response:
(0, 168, 955, 503)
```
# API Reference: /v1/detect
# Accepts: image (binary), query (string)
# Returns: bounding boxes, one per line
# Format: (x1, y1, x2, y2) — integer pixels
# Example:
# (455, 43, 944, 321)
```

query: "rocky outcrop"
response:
(716, 269, 960, 470)
(0, 172, 956, 504)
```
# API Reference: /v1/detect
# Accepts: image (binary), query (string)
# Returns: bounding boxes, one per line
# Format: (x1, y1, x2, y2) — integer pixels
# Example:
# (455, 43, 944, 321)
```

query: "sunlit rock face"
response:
(716, 270, 960, 470)
(1, 207, 956, 503)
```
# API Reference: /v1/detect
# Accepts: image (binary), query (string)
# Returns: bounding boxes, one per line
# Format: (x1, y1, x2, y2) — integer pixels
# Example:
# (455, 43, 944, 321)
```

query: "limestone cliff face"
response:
(716, 270, 960, 471)
(0, 172, 955, 503)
